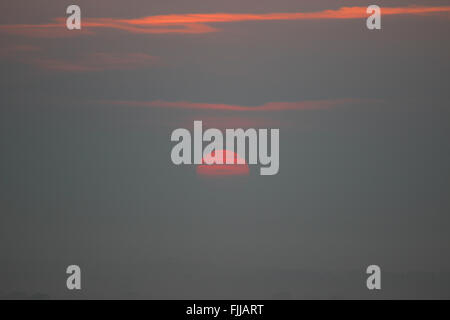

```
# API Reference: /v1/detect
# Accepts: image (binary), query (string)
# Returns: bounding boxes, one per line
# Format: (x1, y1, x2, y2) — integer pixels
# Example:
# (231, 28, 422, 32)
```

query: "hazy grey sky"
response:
(1, 0, 449, 299)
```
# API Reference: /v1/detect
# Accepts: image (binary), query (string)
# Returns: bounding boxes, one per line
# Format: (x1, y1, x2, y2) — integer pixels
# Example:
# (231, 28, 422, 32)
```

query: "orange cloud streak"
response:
(1, 6, 449, 37)
(107, 99, 366, 111)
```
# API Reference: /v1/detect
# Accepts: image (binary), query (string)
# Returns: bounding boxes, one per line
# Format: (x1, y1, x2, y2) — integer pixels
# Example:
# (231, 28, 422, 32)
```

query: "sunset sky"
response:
(1, 0, 450, 299)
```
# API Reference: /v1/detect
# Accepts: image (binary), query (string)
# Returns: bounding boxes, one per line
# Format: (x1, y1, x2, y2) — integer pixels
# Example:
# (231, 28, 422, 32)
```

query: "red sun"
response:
(196, 149, 249, 176)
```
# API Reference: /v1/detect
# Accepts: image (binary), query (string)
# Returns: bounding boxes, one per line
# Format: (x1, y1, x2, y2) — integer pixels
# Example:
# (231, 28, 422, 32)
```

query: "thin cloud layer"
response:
(1, 6, 449, 37)
(107, 98, 367, 111)
(30, 52, 158, 72)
